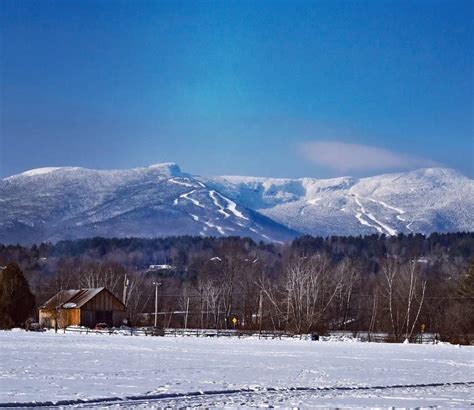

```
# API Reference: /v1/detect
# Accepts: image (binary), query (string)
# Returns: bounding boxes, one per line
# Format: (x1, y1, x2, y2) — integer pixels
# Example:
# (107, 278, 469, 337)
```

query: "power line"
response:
(152, 292, 474, 301)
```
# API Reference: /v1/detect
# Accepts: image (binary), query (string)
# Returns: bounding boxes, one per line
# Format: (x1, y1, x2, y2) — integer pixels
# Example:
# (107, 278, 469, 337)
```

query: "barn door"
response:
(95, 311, 113, 326)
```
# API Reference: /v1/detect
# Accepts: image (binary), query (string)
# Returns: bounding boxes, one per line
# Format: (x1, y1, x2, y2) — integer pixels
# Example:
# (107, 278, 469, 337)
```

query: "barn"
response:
(39, 287, 126, 329)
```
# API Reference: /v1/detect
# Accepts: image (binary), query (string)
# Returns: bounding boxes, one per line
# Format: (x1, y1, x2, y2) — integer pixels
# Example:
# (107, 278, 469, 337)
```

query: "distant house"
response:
(148, 264, 175, 270)
(39, 287, 126, 329)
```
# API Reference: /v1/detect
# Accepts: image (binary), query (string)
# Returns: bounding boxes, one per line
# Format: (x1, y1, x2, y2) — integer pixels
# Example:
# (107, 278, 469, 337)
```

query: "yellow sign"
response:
(232, 317, 238, 325)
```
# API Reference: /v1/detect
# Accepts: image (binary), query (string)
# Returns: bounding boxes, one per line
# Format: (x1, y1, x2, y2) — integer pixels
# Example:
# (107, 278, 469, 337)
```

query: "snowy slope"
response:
(212, 168, 474, 237)
(0, 165, 472, 244)
(0, 164, 296, 244)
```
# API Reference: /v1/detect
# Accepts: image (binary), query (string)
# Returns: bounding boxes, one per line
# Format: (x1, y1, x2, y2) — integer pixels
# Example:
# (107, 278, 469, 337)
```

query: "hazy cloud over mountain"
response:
(299, 141, 439, 173)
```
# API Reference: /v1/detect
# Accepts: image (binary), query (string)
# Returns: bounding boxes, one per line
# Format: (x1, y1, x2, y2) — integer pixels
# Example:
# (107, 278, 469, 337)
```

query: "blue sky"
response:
(1, 0, 472, 179)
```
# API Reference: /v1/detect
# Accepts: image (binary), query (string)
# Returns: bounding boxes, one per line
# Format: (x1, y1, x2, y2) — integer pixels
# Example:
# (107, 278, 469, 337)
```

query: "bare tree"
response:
(382, 257, 400, 340)
(402, 261, 427, 340)
(282, 255, 342, 333)
(382, 258, 427, 341)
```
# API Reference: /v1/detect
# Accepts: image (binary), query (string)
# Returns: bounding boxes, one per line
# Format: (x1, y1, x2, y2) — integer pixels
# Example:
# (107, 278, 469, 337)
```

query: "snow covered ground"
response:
(0, 331, 473, 407)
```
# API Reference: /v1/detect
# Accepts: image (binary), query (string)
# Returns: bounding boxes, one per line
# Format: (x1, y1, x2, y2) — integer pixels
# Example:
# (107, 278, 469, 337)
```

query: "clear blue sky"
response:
(1, 0, 472, 179)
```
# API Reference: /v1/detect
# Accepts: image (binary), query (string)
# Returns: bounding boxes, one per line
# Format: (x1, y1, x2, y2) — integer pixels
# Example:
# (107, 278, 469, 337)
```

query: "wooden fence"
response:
(63, 326, 439, 343)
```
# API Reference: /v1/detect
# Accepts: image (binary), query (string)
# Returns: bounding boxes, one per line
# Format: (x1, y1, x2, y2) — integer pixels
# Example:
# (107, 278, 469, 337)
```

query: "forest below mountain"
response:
(1, 232, 473, 343)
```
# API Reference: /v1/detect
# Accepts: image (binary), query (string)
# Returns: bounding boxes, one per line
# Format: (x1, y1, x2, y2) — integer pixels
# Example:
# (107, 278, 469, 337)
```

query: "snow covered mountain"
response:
(0, 164, 472, 244)
(0, 164, 297, 245)
(212, 168, 474, 237)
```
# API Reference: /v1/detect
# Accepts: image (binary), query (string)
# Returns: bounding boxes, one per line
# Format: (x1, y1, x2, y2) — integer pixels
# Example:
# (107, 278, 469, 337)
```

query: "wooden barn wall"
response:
(113, 311, 126, 327)
(81, 309, 126, 327)
(62, 308, 81, 327)
(39, 309, 54, 327)
(39, 308, 80, 328)
(81, 290, 125, 312)
(80, 310, 96, 328)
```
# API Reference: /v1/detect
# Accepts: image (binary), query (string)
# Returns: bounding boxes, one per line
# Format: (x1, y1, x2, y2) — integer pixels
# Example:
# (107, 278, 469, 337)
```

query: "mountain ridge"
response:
(1, 164, 472, 244)
(212, 167, 473, 237)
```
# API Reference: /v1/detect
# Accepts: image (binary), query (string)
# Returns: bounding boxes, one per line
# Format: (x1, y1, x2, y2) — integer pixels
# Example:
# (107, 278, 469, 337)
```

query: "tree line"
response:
(0, 233, 473, 343)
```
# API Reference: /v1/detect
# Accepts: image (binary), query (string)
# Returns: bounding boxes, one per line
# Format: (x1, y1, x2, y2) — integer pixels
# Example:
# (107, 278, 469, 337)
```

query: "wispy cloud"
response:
(298, 141, 438, 173)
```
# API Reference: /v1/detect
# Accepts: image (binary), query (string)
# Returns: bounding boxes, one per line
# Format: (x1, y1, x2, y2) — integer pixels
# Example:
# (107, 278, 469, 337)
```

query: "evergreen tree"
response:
(0, 263, 36, 328)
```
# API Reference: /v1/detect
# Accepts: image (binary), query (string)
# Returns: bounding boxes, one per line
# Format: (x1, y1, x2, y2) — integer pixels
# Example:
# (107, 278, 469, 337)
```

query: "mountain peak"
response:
(5, 166, 81, 180)
(0, 165, 471, 244)
(20, 167, 65, 177)
(146, 162, 181, 175)
(408, 167, 464, 179)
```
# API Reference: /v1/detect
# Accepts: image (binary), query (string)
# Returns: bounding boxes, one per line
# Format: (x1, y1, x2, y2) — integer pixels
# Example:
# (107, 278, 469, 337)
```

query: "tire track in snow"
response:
(4, 381, 473, 408)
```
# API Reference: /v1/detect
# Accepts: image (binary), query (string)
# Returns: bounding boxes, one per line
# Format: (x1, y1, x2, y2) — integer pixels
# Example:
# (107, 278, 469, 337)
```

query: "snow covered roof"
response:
(149, 264, 175, 270)
(40, 288, 108, 310)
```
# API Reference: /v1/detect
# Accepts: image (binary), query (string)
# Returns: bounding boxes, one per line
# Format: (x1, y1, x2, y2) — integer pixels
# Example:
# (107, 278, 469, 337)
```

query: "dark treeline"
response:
(1, 232, 473, 343)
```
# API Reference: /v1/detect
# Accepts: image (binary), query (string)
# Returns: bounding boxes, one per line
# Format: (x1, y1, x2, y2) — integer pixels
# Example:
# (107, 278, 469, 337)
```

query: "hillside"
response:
(0, 164, 472, 244)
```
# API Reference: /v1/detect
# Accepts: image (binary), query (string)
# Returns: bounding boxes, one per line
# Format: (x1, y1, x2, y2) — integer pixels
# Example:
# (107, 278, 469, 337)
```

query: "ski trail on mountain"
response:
(168, 178, 197, 188)
(188, 209, 226, 236)
(209, 191, 231, 218)
(353, 195, 397, 236)
(364, 197, 416, 232)
(188, 209, 227, 236)
(366, 197, 405, 215)
(353, 196, 383, 233)
(203, 220, 225, 235)
(220, 194, 249, 220)
(209, 191, 249, 220)
(175, 190, 205, 208)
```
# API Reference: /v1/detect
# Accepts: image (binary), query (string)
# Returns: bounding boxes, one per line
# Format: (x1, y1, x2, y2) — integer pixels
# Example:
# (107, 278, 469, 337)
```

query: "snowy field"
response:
(0, 331, 473, 408)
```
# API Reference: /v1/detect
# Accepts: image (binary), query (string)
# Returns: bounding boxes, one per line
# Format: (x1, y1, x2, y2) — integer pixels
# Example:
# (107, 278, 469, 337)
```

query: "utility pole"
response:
(122, 275, 129, 306)
(184, 297, 190, 329)
(258, 290, 263, 336)
(153, 282, 162, 328)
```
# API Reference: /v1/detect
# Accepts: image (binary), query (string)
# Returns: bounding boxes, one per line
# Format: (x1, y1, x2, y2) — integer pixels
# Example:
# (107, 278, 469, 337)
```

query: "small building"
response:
(148, 264, 175, 270)
(39, 287, 126, 329)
